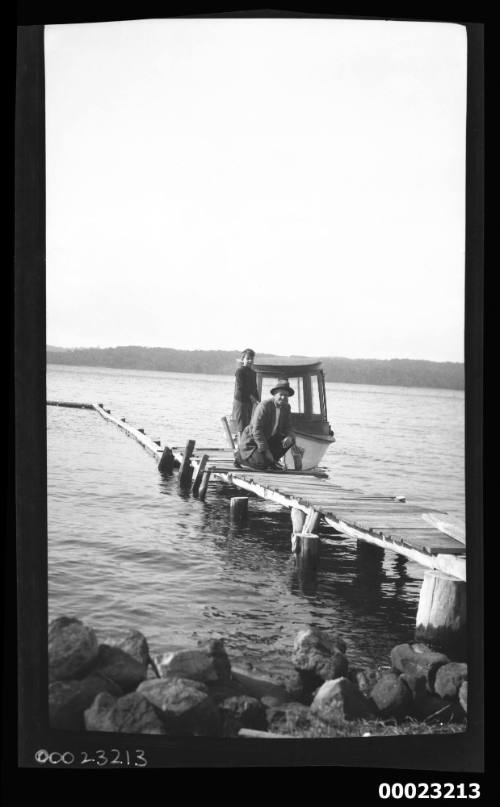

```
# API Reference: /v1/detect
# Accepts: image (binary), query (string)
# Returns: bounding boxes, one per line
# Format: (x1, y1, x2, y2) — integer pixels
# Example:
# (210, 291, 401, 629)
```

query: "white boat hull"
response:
(282, 430, 335, 471)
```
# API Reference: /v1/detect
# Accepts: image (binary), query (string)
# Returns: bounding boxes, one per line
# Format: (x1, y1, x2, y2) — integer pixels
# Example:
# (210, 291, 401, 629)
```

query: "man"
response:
(234, 380, 296, 470)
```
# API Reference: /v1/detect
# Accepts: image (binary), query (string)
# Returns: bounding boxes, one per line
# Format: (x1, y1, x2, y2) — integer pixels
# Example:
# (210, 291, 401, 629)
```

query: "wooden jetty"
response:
(47, 401, 467, 647)
(165, 443, 465, 580)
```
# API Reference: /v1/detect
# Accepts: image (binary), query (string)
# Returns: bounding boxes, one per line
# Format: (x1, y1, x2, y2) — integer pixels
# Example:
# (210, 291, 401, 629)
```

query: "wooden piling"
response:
(230, 496, 248, 521)
(291, 507, 306, 535)
(192, 454, 209, 496)
(198, 466, 214, 500)
(293, 532, 320, 569)
(303, 507, 320, 533)
(178, 440, 196, 487)
(415, 570, 466, 650)
(158, 446, 175, 474)
(299, 533, 320, 565)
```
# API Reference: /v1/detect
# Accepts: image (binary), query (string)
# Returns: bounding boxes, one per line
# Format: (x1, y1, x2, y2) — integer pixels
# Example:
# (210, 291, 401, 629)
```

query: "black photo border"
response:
(13, 6, 484, 779)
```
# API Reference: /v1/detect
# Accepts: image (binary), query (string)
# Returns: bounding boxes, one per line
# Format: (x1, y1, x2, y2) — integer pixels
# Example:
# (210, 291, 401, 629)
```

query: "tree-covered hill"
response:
(46, 346, 464, 390)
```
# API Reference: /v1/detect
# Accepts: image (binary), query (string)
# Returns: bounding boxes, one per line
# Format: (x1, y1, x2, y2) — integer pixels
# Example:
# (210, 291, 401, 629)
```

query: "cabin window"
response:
(311, 374, 323, 415)
(259, 376, 304, 413)
(287, 378, 304, 413)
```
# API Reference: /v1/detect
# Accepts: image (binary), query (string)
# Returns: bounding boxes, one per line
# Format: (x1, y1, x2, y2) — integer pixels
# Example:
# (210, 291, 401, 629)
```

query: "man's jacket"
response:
(238, 398, 294, 461)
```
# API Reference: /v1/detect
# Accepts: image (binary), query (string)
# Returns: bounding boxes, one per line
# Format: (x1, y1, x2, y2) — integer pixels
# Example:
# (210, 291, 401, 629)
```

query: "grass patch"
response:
(283, 717, 467, 739)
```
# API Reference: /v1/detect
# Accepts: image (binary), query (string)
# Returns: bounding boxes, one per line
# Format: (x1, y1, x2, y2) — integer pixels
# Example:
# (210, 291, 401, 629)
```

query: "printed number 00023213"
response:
(378, 783, 480, 799)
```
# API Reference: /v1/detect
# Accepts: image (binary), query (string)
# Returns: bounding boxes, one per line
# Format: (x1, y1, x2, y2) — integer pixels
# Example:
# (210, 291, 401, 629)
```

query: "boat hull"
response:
(283, 430, 335, 471)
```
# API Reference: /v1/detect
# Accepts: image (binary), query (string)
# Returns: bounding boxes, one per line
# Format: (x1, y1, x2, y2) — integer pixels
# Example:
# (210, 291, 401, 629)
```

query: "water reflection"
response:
(392, 553, 411, 590)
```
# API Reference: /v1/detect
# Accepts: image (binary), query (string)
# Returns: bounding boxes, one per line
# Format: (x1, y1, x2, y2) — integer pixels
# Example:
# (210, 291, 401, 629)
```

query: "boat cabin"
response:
(253, 358, 333, 438)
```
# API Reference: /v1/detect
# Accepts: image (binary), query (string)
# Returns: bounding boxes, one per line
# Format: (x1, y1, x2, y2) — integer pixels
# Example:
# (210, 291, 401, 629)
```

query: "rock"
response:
(266, 702, 316, 735)
(370, 672, 412, 719)
(434, 663, 468, 700)
(294, 669, 328, 700)
(231, 668, 288, 704)
(156, 649, 222, 684)
(196, 638, 232, 683)
(112, 630, 151, 667)
(390, 643, 450, 691)
(459, 681, 467, 713)
(260, 695, 284, 709)
(138, 675, 207, 696)
(219, 696, 267, 736)
(310, 677, 374, 724)
(292, 627, 348, 683)
(137, 678, 220, 736)
(400, 673, 428, 702)
(349, 667, 380, 698)
(413, 693, 466, 723)
(48, 617, 99, 682)
(282, 670, 309, 702)
(92, 644, 147, 692)
(202, 678, 247, 705)
(84, 691, 166, 734)
(270, 669, 309, 703)
(49, 674, 123, 730)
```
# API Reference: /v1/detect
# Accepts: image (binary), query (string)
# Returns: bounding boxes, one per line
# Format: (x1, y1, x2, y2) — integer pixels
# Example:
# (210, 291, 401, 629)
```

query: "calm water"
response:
(47, 364, 465, 675)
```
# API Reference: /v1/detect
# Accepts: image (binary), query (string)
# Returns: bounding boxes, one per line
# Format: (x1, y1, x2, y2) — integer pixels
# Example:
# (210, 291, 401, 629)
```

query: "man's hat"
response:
(271, 379, 295, 397)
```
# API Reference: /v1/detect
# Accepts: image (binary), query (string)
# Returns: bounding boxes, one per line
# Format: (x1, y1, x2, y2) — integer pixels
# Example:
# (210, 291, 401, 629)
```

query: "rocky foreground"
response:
(49, 617, 467, 737)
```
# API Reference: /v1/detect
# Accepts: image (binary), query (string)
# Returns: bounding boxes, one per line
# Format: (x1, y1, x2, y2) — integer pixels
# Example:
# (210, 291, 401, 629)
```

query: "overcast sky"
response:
(45, 18, 466, 362)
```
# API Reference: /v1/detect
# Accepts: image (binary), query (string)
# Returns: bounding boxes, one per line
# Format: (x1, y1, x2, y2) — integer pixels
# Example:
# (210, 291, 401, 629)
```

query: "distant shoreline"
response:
(46, 346, 464, 391)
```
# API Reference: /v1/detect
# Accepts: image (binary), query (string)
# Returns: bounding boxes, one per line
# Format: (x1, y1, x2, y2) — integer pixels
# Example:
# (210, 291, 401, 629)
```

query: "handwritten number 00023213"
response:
(34, 748, 148, 767)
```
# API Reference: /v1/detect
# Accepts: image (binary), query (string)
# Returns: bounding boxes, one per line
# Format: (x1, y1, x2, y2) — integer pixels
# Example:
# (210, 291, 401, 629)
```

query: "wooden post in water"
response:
(415, 570, 466, 652)
(295, 532, 320, 571)
(303, 508, 320, 534)
(178, 440, 196, 487)
(192, 454, 209, 496)
(158, 446, 175, 474)
(198, 466, 214, 501)
(291, 507, 305, 534)
(230, 496, 248, 522)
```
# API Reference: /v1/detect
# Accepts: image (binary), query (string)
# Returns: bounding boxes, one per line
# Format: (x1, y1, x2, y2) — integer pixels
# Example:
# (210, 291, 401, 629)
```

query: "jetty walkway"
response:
(168, 444, 465, 580)
(48, 400, 467, 648)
